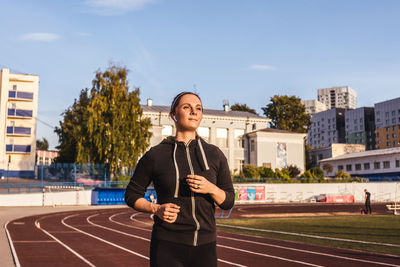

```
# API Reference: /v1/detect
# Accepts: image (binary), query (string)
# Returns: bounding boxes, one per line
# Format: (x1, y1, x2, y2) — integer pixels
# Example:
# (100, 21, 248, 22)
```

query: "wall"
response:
(0, 190, 92, 206)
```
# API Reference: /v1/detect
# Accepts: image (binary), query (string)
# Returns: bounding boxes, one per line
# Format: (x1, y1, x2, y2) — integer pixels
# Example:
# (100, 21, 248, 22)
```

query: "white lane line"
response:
(108, 211, 247, 267)
(217, 234, 400, 267)
(217, 223, 400, 248)
(62, 213, 149, 260)
(218, 244, 323, 267)
(34, 219, 95, 267)
(4, 221, 22, 267)
(109, 212, 151, 232)
(130, 213, 153, 226)
(13, 240, 57, 243)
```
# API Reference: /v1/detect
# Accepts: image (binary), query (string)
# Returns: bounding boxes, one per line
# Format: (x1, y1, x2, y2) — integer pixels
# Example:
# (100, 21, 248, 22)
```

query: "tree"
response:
(242, 164, 260, 178)
(322, 163, 333, 176)
(262, 95, 311, 133)
(36, 138, 49, 150)
(55, 64, 152, 178)
(286, 165, 301, 178)
(231, 103, 258, 115)
(87, 64, 152, 177)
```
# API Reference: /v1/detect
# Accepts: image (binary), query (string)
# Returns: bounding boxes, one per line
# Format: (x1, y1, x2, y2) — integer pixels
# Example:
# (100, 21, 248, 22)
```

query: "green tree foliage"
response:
(322, 163, 333, 176)
(36, 138, 49, 150)
(242, 164, 260, 178)
(259, 167, 275, 178)
(55, 89, 90, 163)
(335, 170, 351, 179)
(274, 168, 291, 182)
(55, 64, 152, 177)
(262, 95, 311, 133)
(310, 167, 324, 179)
(231, 103, 258, 115)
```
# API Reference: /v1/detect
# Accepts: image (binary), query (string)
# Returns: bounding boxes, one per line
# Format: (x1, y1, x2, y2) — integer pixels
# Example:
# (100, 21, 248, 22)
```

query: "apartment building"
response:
(0, 68, 39, 178)
(142, 99, 270, 172)
(302, 99, 327, 115)
(345, 107, 376, 150)
(375, 97, 400, 149)
(307, 108, 346, 149)
(317, 86, 357, 110)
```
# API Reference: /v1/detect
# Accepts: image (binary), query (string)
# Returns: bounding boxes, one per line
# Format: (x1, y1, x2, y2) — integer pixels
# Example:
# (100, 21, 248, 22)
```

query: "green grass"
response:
(216, 215, 400, 256)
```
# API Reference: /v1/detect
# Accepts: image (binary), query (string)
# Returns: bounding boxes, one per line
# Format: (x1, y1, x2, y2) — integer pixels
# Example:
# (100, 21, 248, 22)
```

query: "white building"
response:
(142, 99, 270, 172)
(244, 128, 307, 173)
(317, 86, 357, 110)
(319, 147, 400, 180)
(302, 99, 327, 115)
(0, 68, 39, 178)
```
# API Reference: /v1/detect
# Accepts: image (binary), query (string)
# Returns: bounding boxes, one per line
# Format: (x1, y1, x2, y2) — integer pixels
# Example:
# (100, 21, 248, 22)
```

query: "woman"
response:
(125, 92, 235, 267)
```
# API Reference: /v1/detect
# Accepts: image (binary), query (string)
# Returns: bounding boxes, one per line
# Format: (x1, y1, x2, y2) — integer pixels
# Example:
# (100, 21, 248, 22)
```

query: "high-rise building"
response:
(374, 97, 400, 149)
(302, 99, 327, 115)
(307, 108, 346, 149)
(317, 86, 357, 110)
(0, 68, 39, 178)
(345, 107, 376, 150)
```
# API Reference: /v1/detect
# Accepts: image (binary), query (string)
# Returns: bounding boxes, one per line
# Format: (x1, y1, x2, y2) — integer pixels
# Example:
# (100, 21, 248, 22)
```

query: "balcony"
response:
(7, 108, 33, 118)
(6, 126, 31, 136)
(6, 144, 31, 153)
(8, 90, 34, 101)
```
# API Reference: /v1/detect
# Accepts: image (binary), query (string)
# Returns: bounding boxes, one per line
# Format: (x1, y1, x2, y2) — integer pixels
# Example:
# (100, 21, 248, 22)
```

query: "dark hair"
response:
(169, 91, 202, 116)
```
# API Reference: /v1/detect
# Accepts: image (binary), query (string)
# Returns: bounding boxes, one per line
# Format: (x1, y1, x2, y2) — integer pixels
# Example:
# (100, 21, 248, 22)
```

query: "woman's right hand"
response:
(155, 203, 180, 223)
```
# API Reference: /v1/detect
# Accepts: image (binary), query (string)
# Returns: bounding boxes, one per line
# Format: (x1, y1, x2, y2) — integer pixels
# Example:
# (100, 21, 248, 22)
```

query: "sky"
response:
(1, 0, 400, 149)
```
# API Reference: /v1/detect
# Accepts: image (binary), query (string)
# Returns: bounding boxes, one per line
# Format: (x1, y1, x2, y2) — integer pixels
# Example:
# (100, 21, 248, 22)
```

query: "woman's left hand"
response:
(186, 174, 215, 194)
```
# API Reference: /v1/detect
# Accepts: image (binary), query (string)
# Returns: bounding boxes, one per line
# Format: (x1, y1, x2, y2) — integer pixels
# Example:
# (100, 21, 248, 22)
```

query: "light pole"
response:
(6, 155, 11, 192)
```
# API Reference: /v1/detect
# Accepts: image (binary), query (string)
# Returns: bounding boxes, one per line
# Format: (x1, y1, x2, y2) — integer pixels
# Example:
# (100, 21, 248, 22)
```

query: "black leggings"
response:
(150, 238, 217, 267)
(365, 201, 372, 214)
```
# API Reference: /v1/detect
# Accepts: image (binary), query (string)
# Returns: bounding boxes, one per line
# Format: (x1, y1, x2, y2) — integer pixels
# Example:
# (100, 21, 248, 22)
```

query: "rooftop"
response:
(319, 147, 400, 162)
(141, 104, 267, 119)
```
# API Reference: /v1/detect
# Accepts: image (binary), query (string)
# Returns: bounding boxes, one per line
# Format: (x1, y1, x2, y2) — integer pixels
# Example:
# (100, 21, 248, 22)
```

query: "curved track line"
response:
(109, 212, 151, 232)
(125, 211, 328, 266)
(62, 213, 149, 260)
(34, 216, 95, 267)
(217, 223, 400, 248)
(4, 221, 21, 267)
(130, 213, 153, 226)
(217, 235, 400, 267)
(106, 211, 248, 267)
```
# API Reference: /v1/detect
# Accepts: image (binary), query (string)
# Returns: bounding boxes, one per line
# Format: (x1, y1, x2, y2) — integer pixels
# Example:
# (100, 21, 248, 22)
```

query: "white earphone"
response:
(173, 116, 177, 122)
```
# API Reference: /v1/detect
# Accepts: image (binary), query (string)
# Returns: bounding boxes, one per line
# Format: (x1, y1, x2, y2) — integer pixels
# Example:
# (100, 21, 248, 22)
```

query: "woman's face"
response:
(173, 94, 203, 132)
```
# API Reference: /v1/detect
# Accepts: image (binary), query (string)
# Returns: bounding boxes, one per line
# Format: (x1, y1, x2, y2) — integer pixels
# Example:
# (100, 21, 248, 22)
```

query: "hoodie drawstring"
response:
(173, 142, 180, 198)
(197, 138, 210, 171)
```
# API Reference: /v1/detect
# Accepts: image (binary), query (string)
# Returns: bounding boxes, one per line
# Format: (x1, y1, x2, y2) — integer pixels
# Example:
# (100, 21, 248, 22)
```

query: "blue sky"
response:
(1, 0, 400, 149)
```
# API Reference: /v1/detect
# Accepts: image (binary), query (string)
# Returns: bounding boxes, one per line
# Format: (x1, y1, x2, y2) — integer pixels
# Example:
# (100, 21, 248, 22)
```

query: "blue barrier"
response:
(92, 188, 158, 205)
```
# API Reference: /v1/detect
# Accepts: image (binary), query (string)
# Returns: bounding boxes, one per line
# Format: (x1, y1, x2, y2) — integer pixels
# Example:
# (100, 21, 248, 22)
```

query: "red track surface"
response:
(6, 204, 400, 267)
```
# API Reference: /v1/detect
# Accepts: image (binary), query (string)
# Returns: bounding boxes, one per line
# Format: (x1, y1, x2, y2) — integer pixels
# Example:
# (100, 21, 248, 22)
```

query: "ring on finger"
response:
(196, 184, 200, 189)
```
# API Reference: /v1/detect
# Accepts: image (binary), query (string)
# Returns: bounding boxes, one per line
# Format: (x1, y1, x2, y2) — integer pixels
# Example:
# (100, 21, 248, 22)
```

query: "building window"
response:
(234, 129, 245, 148)
(383, 161, 390, 169)
(217, 128, 228, 148)
(161, 125, 173, 137)
(250, 140, 255, 152)
(387, 142, 391, 147)
(364, 163, 370, 170)
(13, 84, 17, 90)
(338, 165, 343, 171)
(197, 126, 210, 141)
(355, 164, 361, 171)
(252, 124, 256, 130)
(346, 164, 352, 171)
(396, 160, 400, 168)
(374, 162, 380, 169)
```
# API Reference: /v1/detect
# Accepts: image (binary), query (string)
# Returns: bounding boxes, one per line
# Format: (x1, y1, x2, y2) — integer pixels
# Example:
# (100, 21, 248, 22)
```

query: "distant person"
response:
(364, 189, 372, 214)
(125, 92, 235, 267)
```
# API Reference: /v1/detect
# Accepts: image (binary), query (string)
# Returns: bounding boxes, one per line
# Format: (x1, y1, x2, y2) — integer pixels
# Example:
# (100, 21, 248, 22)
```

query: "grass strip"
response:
(217, 215, 400, 256)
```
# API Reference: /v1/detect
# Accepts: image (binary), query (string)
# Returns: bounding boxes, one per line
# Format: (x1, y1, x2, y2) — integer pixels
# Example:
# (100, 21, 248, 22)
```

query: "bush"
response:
(242, 164, 260, 178)
(334, 170, 351, 179)
(310, 167, 324, 179)
(259, 167, 275, 178)
(274, 168, 291, 182)
(286, 165, 301, 178)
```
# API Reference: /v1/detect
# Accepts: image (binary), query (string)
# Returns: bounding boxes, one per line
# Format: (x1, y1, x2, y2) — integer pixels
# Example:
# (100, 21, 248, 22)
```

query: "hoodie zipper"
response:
(185, 141, 200, 246)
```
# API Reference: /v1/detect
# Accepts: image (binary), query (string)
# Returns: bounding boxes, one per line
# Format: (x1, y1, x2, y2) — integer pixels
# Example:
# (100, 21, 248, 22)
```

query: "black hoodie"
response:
(125, 136, 235, 246)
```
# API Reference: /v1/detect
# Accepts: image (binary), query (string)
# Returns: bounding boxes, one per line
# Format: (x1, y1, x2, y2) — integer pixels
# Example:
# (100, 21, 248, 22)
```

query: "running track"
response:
(5, 205, 400, 267)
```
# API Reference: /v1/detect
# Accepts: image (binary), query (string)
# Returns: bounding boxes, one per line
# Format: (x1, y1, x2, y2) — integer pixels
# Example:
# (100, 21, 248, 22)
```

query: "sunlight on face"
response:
(174, 94, 203, 132)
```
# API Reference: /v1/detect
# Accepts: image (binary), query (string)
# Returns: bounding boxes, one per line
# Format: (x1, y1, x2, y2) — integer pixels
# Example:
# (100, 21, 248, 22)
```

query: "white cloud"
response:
(250, 64, 277, 71)
(19, 33, 61, 42)
(85, 0, 156, 15)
